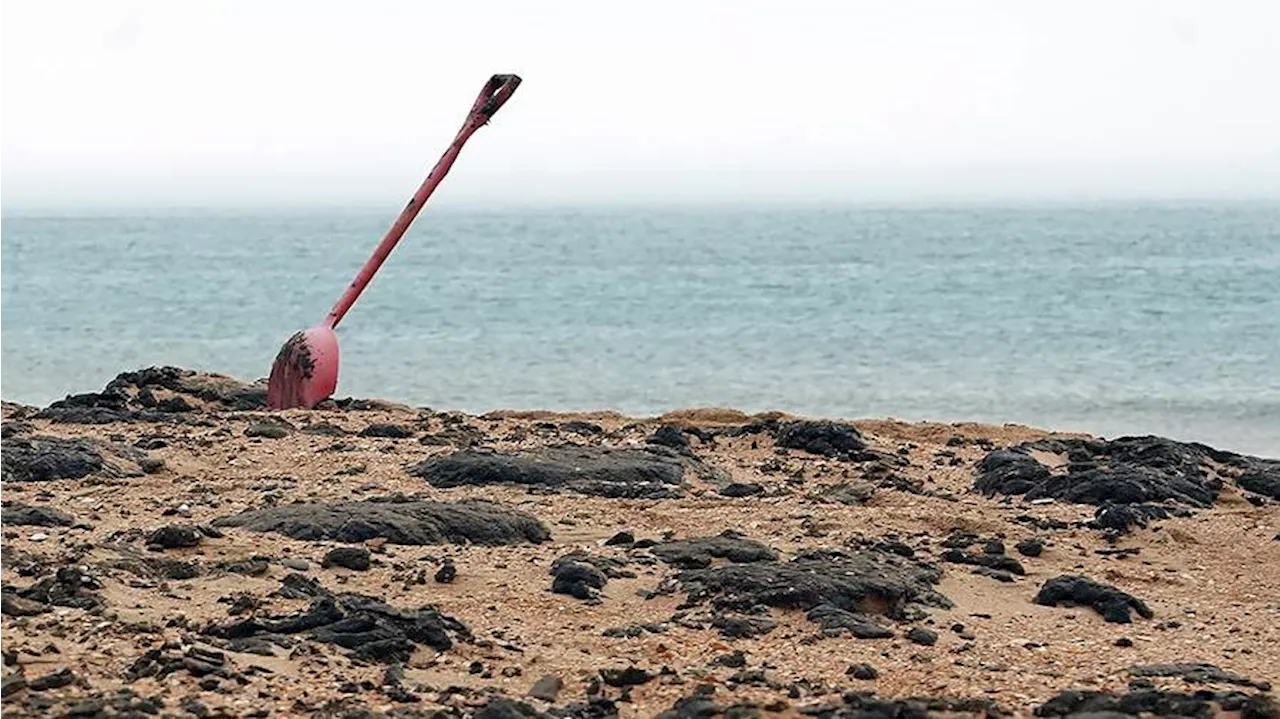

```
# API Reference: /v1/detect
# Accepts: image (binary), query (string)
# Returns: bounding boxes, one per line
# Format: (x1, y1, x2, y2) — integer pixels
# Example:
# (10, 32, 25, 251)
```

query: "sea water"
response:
(3, 203, 1277, 457)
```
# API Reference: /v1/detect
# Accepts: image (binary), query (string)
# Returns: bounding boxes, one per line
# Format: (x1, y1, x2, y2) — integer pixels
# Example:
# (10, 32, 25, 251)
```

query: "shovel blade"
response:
(266, 325, 340, 409)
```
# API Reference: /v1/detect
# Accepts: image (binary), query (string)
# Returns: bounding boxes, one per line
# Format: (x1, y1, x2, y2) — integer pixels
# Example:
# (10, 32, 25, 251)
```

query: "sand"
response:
(1, 371, 1277, 718)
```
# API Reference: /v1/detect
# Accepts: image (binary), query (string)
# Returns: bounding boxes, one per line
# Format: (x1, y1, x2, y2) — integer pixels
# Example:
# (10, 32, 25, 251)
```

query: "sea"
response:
(3, 202, 1278, 458)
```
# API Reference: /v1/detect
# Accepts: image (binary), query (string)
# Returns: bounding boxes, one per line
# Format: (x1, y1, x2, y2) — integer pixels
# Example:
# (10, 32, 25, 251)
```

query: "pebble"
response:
(322, 547, 371, 571)
(280, 558, 310, 571)
(434, 562, 457, 584)
(1016, 538, 1045, 557)
(527, 675, 563, 702)
(846, 663, 879, 680)
(906, 627, 939, 646)
(29, 533, 49, 542)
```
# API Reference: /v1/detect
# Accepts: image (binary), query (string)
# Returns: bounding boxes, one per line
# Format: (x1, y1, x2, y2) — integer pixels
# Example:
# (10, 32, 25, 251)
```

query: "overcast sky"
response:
(3, 1, 1279, 210)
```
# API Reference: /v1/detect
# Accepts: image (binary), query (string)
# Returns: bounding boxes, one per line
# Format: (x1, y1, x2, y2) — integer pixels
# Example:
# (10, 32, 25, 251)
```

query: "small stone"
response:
(846, 663, 878, 680)
(146, 524, 203, 549)
(1016, 539, 1045, 557)
(906, 627, 939, 646)
(501, 666, 522, 678)
(359, 423, 414, 439)
(1115, 637, 1134, 647)
(245, 422, 291, 439)
(139, 458, 165, 474)
(604, 531, 636, 546)
(527, 675, 563, 702)
(713, 651, 747, 668)
(322, 547, 371, 571)
(27, 667, 76, 691)
(600, 667, 653, 687)
(468, 661, 484, 675)
(434, 561, 456, 584)
(983, 540, 1005, 555)
(280, 558, 310, 571)
(719, 482, 764, 498)
(29, 532, 49, 542)
(1, 673, 26, 697)
(2, 594, 48, 617)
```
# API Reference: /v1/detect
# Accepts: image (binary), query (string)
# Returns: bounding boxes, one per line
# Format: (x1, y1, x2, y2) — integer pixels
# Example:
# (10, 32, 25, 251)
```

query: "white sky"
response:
(3, 0, 1279, 210)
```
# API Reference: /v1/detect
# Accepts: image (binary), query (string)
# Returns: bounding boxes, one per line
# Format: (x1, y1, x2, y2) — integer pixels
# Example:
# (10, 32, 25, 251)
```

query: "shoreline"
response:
(2, 367, 1278, 718)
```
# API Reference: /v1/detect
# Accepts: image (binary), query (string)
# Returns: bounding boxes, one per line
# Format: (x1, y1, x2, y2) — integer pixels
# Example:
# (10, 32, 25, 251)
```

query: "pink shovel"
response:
(267, 74, 521, 409)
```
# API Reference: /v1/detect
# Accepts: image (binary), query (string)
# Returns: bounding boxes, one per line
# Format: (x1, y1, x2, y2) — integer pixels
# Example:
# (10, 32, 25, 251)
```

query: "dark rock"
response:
(713, 651, 747, 668)
(873, 540, 915, 558)
(1130, 662, 1271, 690)
(280, 558, 310, 571)
(650, 531, 777, 569)
(214, 498, 550, 545)
(805, 604, 894, 639)
(550, 556, 608, 600)
(648, 425, 689, 450)
(245, 422, 291, 439)
(1237, 470, 1280, 499)
(676, 548, 952, 632)
(655, 685, 766, 719)
(206, 577, 470, 663)
(560, 421, 603, 436)
(359, 423, 414, 439)
(1, 503, 74, 527)
(976, 436, 1280, 514)
(840, 693, 1000, 718)
(146, 524, 203, 549)
(906, 627, 939, 646)
(1094, 503, 1188, 534)
(221, 559, 269, 576)
(811, 481, 877, 505)
(146, 557, 202, 580)
(1, 420, 33, 438)
(35, 367, 264, 423)
(527, 675, 563, 702)
(711, 613, 777, 638)
(1115, 637, 1134, 647)
(941, 531, 980, 549)
(718, 482, 764, 498)
(434, 561, 457, 584)
(1015, 538, 1045, 557)
(59, 367, 266, 418)
(1033, 575, 1153, 624)
(139, 458, 165, 474)
(322, 547, 371, 571)
(973, 567, 1016, 583)
(941, 549, 1025, 575)
(600, 667, 652, 687)
(26, 668, 75, 691)
(982, 540, 1005, 555)
(603, 531, 635, 546)
(12, 567, 104, 611)
(2, 592, 49, 617)
(473, 697, 553, 719)
(302, 422, 349, 436)
(408, 445, 719, 499)
(847, 663, 879, 680)
(776, 420, 867, 458)
(1035, 687, 1278, 718)
(0, 434, 138, 482)
(0, 672, 24, 697)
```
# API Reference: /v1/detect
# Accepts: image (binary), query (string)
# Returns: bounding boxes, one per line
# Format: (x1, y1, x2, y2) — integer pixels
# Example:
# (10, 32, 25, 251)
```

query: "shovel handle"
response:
(324, 74, 522, 330)
(475, 74, 522, 119)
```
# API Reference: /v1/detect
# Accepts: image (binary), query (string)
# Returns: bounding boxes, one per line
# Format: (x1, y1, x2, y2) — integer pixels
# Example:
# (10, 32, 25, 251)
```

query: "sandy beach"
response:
(2, 367, 1278, 718)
